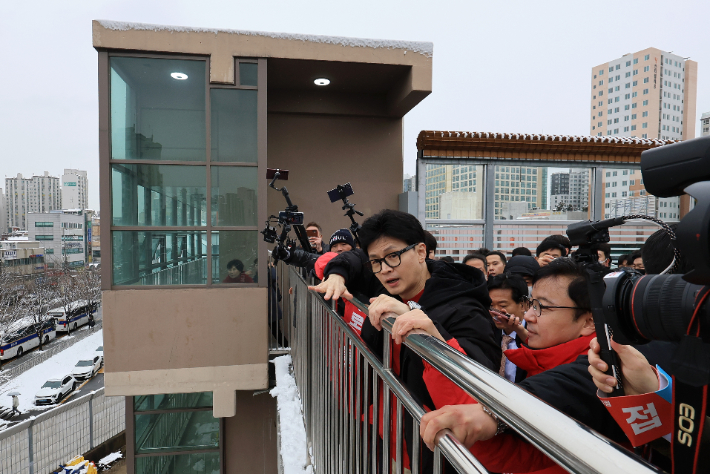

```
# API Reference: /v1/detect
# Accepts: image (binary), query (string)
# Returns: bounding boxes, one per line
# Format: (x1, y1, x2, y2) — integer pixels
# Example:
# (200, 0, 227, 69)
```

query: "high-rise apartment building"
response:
(0, 189, 6, 234)
(61, 169, 89, 210)
(424, 164, 544, 219)
(590, 48, 697, 219)
(550, 173, 569, 195)
(701, 111, 710, 136)
(5, 172, 62, 230)
(550, 169, 590, 211)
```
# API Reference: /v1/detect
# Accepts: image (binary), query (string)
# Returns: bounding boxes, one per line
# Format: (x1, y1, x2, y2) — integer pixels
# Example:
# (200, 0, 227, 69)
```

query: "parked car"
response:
(94, 346, 103, 365)
(35, 375, 76, 406)
(71, 356, 102, 380)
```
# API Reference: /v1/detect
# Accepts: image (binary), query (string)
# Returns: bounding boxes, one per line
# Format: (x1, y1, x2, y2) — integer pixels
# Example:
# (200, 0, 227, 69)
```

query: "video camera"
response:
(566, 135, 710, 472)
(261, 168, 312, 259)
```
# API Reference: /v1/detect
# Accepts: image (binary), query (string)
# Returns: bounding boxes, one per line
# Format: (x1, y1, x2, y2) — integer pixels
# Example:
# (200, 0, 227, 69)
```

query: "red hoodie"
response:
(423, 334, 595, 474)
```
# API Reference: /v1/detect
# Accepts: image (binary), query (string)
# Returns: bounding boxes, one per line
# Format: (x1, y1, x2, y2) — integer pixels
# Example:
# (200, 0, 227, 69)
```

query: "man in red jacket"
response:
(416, 258, 630, 474)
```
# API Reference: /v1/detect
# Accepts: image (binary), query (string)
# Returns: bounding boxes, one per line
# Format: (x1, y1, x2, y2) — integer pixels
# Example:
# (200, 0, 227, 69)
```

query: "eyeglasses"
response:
(365, 243, 418, 274)
(522, 296, 589, 317)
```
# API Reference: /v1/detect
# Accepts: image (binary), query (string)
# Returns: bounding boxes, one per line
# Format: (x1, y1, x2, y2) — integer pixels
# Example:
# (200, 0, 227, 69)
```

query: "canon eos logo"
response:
(677, 403, 696, 446)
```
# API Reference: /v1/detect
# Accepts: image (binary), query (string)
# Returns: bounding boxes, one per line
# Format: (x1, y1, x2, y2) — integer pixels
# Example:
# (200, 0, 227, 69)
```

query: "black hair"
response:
(487, 273, 528, 304)
(424, 230, 438, 255)
(487, 250, 507, 265)
(463, 252, 487, 268)
(642, 225, 690, 274)
(536, 238, 567, 257)
(543, 235, 572, 255)
(629, 250, 643, 264)
(359, 209, 426, 254)
(591, 242, 611, 261)
(227, 259, 244, 272)
(306, 222, 322, 234)
(617, 253, 630, 267)
(512, 247, 532, 257)
(476, 247, 491, 256)
(440, 256, 455, 263)
(533, 258, 605, 320)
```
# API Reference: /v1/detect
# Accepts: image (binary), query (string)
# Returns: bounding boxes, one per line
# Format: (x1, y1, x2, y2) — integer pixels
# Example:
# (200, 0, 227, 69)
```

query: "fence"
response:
(0, 387, 124, 474)
(286, 266, 660, 473)
(138, 257, 207, 286)
(0, 321, 103, 384)
(427, 220, 660, 262)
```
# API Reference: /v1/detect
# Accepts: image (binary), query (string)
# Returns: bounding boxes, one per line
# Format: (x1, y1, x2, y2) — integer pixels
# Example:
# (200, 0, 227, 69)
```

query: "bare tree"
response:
(23, 274, 59, 351)
(75, 269, 101, 327)
(0, 273, 24, 370)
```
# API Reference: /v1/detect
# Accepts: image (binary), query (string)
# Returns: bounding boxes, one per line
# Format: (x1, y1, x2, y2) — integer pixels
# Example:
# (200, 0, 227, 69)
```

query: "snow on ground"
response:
(0, 330, 103, 413)
(98, 451, 123, 467)
(270, 355, 313, 474)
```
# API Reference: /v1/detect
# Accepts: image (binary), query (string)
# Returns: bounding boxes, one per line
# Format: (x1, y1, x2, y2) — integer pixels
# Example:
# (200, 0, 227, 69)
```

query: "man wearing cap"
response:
(328, 228, 355, 254)
(504, 255, 540, 287)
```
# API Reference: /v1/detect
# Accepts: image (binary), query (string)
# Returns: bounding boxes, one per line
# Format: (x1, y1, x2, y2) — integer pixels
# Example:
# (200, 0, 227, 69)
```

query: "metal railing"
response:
(0, 321, 103, 383)
(137, 257, 207, 286)
(287, 266, 661, 473)
(0, 387, 124, 474)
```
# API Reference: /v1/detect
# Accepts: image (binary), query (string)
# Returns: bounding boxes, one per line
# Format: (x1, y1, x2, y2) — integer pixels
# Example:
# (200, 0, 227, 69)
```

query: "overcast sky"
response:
(1, 0, 708, 210)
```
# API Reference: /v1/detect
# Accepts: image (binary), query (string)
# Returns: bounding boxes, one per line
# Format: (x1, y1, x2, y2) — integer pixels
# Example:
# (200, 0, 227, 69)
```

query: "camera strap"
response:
(671, 287, 710, 473)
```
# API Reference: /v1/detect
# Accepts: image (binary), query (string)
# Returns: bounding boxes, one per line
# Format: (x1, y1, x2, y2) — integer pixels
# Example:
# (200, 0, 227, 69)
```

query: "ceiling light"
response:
(171, 72, 188, 80)
(314, 78, 330, 86)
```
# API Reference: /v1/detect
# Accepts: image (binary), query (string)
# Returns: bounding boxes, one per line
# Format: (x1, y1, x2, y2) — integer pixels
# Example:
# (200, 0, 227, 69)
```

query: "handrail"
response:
(308, 288, 487, 473)
(345, 297, 662, 474)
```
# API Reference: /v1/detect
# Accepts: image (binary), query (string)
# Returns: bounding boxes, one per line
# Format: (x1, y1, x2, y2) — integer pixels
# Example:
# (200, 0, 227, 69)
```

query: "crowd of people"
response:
(274, 210, 681, 473)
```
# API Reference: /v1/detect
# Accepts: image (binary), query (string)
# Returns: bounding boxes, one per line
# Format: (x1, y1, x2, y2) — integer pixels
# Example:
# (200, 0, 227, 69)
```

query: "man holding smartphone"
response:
(305, 222, 329, 254)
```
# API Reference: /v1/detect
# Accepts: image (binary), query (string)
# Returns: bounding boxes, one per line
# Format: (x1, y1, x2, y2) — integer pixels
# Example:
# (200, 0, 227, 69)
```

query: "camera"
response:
(262, 168, 312, 255)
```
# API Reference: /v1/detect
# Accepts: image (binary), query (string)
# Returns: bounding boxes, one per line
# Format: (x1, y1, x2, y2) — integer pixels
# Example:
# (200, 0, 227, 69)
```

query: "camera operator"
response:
(418, 258, 629, 474)
(309, 209, 500, 472)
(305, 221, 329, 253)
(535, 238, 567, 267)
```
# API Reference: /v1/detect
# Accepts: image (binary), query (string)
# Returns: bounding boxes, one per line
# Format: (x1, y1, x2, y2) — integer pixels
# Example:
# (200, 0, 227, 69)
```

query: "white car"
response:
(94, 346, 104, 365)
(35, 375, 76, 406)
(71, 356, 102, 380)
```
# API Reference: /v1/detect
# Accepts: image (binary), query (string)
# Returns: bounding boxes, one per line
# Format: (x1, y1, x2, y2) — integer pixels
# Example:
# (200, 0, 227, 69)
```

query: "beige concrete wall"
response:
(267, 113, 403, 238)
(684, 60, 698, 139)
(224, 392, 278, 474)
(102, 288, 268, 398)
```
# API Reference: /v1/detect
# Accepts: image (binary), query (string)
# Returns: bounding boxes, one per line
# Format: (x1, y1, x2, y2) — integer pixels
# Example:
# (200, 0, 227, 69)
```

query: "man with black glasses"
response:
(310, 209, 500, 472)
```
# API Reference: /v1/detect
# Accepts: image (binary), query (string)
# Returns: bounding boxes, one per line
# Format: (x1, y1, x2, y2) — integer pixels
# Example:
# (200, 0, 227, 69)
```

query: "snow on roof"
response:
(424, 131, 676, 146)
(97, 20, 434, 57)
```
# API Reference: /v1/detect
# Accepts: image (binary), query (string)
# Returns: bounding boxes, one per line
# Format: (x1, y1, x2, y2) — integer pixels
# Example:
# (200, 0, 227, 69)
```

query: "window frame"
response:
(100, 52, 267, 290)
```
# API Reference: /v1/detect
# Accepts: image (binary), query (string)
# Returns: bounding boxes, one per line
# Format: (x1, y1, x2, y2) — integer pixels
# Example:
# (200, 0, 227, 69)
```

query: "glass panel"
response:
(135, 410, 219, 454)
(136, 452, 220, 474)
(211, 231, 258, 284)
(427, 224, 484, 263)
(134, 392, 213, 412)
(424, 164, 484, 220)
(210, 89, 257, 163)
(111, 164, 207, 227)
(239, 62, 258, 87)
(110, 57, 206, 161)
(112, 231, 207, 286)
(210, 167, 257, 226)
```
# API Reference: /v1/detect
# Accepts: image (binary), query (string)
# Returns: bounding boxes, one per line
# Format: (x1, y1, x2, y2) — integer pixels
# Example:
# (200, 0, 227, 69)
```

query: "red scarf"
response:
(504, 334, 594, 377)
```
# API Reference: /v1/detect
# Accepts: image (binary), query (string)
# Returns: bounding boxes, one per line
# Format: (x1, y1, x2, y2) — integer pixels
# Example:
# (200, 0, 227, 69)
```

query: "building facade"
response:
(5, 172, 62, 231)
(61, 169, 89, 210)
(26, 210, 86, 269)
(589, 48, 696, 220)
(94, 19, 432, 473)
(0, 189, 6, 235)
(0, 240, 45, 276)
(701, 111, 710, 136)
(402, 173, 416, 192)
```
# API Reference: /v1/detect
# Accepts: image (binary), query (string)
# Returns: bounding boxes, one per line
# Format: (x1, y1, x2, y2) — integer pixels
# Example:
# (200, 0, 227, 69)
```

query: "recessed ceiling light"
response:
(314, 78, 330, 86)
(171, 72, 188, 80)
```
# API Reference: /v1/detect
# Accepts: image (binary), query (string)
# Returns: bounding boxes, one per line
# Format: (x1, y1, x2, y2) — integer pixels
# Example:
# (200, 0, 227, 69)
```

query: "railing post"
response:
(382, 330, 391, 474)
(89, 395, 94, 449)
(28, 421, 34, 474)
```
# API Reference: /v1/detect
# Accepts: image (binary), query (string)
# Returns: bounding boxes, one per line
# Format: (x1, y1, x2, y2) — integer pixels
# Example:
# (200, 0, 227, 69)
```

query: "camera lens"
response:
(607, 272, 710, 344)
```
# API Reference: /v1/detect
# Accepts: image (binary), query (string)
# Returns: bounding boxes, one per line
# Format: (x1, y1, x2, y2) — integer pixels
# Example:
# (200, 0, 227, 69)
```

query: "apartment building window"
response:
(642, 134, 648, 138)
(608, 99, 612, 104)
(612, 192, 617, 197)
(616, 65, 620, 71)
(35, 222, 54, 227)
(608, 88, 613, 93)
(607, 120, 612, 125)
(624, 126, 629, 132)
(634, 58, 639, 64)
(632, 92, 638, 98)
(643, 89, 649, 95)
(609, 67, 613, 73)
(615, 86, 620, 92)
(614, 118, 619, 124)
(642, 111, 649, 117)
(625, 83, 630, 88)
(631, 114, 637, 120)
(109, 56, 262, 287)
(643, 100, 648, 106)
(605, 172, 611, 177)
(643, 77, 649, 83)
(624, 105, 630, 111)
(624, 94, 630, 99)
(614, 107, 619, 113)
(644, 55, 650, 61)
(597, 122, 602, 127)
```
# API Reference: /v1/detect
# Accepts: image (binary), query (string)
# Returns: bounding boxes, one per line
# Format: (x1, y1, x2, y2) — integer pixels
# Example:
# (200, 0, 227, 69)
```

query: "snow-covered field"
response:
(270, 355, 313, 474)
(0, 330, 103, 414)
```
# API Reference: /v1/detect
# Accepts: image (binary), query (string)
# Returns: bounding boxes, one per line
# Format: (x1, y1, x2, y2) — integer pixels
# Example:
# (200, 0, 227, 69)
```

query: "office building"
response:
(550, 172, 569, 195)
(702, 111, 710, 136)
(0, 189, 6, 234)
(93, 19, 431, 472)
(424, 164, 544, 219)
(0, 240, 45, 276)
(403, 173, 416, 192)
(5, 172, 62, 231)
(61, 169, 89, 210)
(27, 210, 86, 269)
(589, 48, 697, 219)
